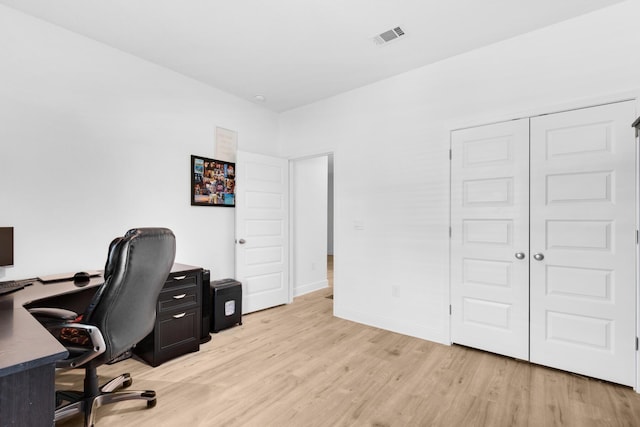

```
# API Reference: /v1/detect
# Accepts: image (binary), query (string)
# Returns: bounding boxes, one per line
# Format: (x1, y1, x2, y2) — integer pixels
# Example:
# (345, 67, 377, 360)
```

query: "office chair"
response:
(29, 228, 176, 427)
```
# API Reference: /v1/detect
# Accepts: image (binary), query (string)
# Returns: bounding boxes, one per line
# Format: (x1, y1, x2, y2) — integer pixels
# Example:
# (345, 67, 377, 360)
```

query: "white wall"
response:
(0, 5, 279, 281)
(278, 0, 640, 344)
(292, 155, 328, 296)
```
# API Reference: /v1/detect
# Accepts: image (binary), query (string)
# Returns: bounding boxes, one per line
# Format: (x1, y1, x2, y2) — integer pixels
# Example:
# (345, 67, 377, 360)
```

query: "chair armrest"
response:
(28, 307, 107, 369)
(52, 323, 107, 369)
(28, 307, 78, 321)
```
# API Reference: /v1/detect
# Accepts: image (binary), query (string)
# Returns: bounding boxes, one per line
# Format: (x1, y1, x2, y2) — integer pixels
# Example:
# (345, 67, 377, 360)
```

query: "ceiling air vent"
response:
(373, 26, 406, 46)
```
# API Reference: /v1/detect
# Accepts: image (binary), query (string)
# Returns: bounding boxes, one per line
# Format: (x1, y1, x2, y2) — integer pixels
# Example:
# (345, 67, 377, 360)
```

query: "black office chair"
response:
(29, 228, 176, 427)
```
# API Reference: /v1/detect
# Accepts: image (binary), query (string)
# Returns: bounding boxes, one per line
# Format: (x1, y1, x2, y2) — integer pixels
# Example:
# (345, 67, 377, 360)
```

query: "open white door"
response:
(235, 151, 289, 314)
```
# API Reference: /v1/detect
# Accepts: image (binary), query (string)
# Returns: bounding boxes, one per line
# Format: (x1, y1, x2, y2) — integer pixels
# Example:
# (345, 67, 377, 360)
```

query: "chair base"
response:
(55, 372, 157, 427)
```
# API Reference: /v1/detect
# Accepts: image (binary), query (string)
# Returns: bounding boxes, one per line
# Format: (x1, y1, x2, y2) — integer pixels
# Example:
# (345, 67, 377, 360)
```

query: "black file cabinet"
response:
(135, 264, 202, 367)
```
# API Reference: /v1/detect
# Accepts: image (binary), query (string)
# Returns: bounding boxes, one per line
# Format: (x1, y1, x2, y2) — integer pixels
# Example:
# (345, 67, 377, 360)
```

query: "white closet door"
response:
(451, 119, 530, 360)
(529, 101, 637, 386)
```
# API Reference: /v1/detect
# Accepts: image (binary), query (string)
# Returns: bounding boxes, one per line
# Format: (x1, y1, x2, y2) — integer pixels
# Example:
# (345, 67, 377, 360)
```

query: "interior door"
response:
(235, 151, 290, 314)
(450, 119, 530, 360)
(529, 101, 637, 386)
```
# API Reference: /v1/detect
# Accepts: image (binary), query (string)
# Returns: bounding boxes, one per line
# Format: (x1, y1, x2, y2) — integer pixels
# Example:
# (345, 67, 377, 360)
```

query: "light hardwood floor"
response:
(58, 281, 640, 426)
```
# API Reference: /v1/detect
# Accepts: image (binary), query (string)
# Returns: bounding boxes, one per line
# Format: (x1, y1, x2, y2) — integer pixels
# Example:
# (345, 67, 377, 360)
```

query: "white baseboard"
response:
(293, 279, 329, 297)
(333, 305, 450, 345)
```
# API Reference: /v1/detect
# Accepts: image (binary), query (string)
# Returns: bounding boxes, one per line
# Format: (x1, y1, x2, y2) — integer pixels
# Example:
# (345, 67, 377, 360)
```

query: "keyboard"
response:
(0, 280, 32, 295)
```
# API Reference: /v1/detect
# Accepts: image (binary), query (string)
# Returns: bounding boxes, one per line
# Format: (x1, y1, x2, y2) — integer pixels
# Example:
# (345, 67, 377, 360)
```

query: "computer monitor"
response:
(0, 227, 14, 267)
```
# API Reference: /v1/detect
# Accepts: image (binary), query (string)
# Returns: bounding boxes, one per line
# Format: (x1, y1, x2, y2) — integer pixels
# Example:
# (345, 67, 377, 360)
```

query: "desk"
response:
(0, 263, 200, 427)
(0, 275, 102, 426)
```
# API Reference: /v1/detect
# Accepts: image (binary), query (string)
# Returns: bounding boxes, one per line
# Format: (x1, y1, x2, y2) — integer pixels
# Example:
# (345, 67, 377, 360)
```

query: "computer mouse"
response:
(73, 271, 91, 283)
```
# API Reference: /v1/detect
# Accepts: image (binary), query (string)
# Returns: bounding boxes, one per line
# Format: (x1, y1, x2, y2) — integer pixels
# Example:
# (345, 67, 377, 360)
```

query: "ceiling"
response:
(0, 0, 626, 112)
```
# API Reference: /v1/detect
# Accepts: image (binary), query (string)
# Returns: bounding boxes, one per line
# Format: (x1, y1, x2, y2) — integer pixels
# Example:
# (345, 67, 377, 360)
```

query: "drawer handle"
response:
(173, 275, 187, 280)
(173, 312, 186, 319)
(173, 293, 187, 300)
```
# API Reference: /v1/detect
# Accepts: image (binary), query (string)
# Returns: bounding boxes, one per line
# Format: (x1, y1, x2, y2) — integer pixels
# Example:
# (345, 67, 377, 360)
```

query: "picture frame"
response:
(191, 155, 235, 207)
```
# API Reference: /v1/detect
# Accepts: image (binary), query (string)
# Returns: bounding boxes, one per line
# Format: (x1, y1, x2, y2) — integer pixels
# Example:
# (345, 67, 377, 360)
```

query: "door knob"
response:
(514, 252, 525, 260)
(237, 239, 246, 244)
(533, 253, 544, 261)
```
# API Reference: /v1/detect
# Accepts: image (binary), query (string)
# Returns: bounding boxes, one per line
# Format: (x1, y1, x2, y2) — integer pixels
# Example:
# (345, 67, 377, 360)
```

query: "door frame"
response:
(635, 104, 640, 392)
(448, 93, 640, 391)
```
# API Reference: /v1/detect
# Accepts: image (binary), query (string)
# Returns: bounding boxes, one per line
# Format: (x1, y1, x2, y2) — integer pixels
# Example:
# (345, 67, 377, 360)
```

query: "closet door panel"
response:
(451, 119, 530, 360)
(529, 101, 636, 386)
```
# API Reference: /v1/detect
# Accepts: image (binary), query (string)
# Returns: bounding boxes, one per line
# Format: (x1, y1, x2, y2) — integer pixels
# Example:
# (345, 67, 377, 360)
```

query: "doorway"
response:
(290, 153, 334, 298)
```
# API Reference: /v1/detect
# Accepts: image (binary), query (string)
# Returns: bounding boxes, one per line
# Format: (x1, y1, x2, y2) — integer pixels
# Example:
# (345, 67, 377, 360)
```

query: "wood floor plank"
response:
(54, 287, 640, 427)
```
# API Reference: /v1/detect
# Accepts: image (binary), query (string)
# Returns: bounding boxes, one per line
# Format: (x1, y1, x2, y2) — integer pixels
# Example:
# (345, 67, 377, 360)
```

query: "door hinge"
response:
(636, 337, 639, 351)
(636, 230, 638, 245)
(449, 227, 452, 238)
(449, 149, 452, 160)
(449, 304, 452, 315)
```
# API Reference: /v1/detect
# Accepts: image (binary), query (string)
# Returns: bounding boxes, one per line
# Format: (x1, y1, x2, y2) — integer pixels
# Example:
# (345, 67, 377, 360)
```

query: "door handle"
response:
(533, 253, 545, 261)
(514, 252, 525, 260)
(237, 239, 246, 244)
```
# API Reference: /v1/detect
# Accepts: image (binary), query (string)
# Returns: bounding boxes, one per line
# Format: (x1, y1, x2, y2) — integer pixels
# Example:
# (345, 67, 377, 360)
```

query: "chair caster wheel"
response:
(142, 390, 156, 408)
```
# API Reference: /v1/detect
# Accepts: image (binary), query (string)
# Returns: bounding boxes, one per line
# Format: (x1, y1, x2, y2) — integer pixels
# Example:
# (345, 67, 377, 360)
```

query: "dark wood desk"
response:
(0, 263, 201, 427)
(0, 276, 103, 427)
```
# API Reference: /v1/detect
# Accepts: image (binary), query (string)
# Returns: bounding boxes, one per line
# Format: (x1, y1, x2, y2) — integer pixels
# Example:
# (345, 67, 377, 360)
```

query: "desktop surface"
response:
(0, 275, 103, 377)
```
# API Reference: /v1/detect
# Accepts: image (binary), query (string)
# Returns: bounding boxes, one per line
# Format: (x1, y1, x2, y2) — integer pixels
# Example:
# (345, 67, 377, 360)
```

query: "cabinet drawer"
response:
(164, 272, 198, 288)
(157, 308, 199, 353)
(158, 283, 198, 312)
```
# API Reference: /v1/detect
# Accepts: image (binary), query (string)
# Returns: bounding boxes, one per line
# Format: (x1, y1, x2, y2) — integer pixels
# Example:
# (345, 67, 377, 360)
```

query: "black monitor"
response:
(0, 227, 14, 267)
